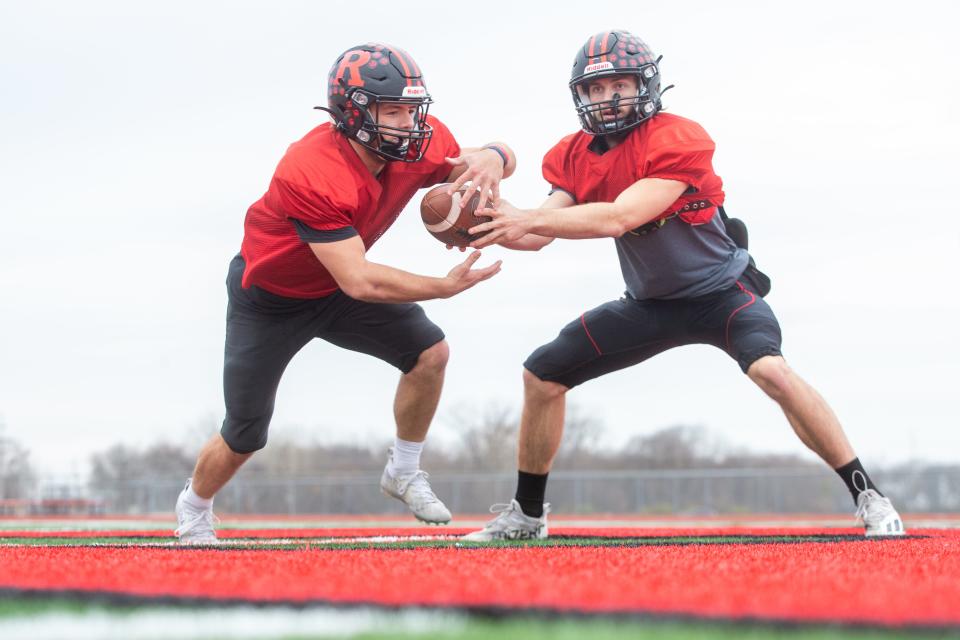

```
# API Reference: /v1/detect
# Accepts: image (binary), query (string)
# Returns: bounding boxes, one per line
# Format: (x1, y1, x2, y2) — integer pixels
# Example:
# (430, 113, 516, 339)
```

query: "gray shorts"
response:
(524, 271, 782, 388)
(220, 255, 445, 453)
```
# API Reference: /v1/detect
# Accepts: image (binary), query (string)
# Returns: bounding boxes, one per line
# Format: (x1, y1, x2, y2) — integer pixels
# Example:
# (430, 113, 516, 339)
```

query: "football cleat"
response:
(174, 479, 219, 544)
(380, 465, 451, 525)
(855, 489, 905, 537)
(462, 499, 550, 542)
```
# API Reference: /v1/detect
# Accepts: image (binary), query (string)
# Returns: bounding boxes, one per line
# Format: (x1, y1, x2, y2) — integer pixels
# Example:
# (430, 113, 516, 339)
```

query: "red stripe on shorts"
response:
(581, 313, 602, 356)
(725, 281, 757, 352)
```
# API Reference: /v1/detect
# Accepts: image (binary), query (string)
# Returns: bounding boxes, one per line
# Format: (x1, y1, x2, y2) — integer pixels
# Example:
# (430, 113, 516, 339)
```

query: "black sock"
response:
(515, 470, 548, 518)
(834, 457, 882, 504)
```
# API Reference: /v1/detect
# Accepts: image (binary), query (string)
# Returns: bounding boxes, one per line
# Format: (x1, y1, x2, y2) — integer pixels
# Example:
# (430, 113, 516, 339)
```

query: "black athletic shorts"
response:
(220, 254, 445, 453)
(524, 272, 782, 388)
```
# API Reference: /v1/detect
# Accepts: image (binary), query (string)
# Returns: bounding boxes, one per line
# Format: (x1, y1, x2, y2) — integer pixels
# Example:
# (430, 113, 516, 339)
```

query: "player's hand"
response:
(468, 200, 531, 248)
(445, 149, 505, 213)
(445, 243, 467, 252)
(443, 250, 501, 296)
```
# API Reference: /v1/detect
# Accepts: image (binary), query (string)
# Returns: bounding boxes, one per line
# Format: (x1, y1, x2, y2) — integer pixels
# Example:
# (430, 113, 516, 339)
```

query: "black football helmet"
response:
(569, 31, 666, 136)
(317, 43, 433, 162)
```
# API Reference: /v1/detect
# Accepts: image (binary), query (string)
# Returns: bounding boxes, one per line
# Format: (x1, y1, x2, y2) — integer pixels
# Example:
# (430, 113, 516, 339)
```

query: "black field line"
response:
(0, 533, 929, 552)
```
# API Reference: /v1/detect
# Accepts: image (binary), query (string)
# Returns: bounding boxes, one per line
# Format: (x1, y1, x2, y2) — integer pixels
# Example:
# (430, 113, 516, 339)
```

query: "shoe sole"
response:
(380, 487, 451, 525)
(461, 533, 546, 542)
(864, 520, 907, 537)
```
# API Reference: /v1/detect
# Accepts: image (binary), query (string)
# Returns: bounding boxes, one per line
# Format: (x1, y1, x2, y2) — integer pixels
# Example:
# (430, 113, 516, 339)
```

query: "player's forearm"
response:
(500, 234, 554, 251)
(343, 261, 453, 303)
(524, 202, 637, 239)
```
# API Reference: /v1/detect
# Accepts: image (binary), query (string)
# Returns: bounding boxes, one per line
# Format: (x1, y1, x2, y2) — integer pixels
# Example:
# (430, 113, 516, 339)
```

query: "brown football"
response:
(420, 184, 492, 248)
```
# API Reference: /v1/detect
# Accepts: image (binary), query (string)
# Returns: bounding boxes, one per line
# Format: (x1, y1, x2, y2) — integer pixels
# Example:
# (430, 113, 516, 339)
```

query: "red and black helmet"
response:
(569, 31, 664, 136)
(318, 43, 434, 162)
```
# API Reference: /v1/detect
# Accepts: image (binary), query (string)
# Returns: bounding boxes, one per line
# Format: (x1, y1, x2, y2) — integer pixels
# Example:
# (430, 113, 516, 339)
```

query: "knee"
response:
(747, 355, 795, 401)
(523, 367, 568, 400)
(221, 415, 270, 454)
(411, 340, 449, 376)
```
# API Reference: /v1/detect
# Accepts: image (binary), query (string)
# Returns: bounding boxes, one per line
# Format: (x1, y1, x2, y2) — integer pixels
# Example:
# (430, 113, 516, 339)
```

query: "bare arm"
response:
(469, 178, 689, 248)
(497, 190, 574, 251)
(308, 235, 500, 303)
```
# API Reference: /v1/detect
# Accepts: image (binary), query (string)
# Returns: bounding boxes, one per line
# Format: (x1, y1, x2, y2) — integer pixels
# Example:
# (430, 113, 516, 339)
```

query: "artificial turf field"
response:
(1, 515, 958, 639)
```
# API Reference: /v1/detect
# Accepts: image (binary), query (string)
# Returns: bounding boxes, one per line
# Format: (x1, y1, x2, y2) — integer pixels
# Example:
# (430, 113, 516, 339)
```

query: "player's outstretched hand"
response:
(469, 200, 531, 249)
(444, 250, 501, 296)
(445, 149, 504, 213)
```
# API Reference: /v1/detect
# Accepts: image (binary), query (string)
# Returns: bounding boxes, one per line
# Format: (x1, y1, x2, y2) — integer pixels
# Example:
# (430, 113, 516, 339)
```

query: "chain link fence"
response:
(92, 466, 960, 516)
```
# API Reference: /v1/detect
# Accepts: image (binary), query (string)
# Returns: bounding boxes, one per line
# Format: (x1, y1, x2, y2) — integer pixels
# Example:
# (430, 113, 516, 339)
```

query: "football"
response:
(420, 184, 492, 248)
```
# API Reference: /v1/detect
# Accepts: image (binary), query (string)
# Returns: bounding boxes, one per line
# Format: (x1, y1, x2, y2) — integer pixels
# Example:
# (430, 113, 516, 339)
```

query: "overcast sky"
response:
(1, 0, 958, 476)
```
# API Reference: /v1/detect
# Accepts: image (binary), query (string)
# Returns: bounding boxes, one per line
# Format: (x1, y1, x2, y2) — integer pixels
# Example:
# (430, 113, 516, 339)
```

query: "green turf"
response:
(0, 598, 954, 640)
(352, 618, 958, 640)
(0, 534, 867, 550)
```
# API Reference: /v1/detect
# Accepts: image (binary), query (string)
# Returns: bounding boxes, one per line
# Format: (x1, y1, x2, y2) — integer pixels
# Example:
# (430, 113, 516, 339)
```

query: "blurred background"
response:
(1, 0, 957, 516)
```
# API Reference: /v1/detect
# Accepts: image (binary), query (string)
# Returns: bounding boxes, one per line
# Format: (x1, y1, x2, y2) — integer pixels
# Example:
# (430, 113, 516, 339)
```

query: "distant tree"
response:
(243, 438, 387, 477)
(0, 418, 35, 499)
(89, 441, 196, 511)
(441, 402, 606, 472)
(622, 424, 710, 468)
(448, 403, 519, 472)
(90, 442, 196, 488)
(554, 404, 606, 469)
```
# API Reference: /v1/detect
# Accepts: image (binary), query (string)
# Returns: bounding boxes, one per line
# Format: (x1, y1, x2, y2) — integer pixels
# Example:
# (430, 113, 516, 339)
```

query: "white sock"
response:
(387, 438, 424, 477)
(183, 480, 213, 509)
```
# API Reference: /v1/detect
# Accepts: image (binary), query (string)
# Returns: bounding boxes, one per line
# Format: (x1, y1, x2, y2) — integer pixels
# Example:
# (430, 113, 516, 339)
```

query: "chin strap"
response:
(313, 105, 341, 120)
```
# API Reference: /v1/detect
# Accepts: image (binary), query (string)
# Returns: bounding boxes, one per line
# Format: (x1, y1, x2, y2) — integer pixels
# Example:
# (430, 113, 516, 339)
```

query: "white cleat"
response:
(174, 479, 219, 545)
(462, 499, 550, 542)
(380, 466, 452, 525)
(856, 489, 906, 537)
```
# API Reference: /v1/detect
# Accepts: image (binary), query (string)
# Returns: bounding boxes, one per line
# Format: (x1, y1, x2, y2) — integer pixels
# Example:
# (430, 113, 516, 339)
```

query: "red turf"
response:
(0, 526, 870, 538)
(1, 528, 957, 627)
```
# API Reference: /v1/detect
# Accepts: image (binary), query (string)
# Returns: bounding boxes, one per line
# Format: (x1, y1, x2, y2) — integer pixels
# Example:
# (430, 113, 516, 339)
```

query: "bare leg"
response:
(393, 340, 449, 442)
(190, 434, 253, 499)
(518, 368, 569, 474)
(747, 355, 855, 468)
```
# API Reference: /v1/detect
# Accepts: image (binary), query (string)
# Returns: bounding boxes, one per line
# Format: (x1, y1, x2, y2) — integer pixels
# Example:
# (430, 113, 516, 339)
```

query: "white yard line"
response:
(0, 606, 463, 640)
(1, 534, 462, 548)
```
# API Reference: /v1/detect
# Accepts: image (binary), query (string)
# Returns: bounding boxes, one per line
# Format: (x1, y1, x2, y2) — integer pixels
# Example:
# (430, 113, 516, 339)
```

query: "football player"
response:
(175, 43, 515, 543)
(464, 31, 904, 540)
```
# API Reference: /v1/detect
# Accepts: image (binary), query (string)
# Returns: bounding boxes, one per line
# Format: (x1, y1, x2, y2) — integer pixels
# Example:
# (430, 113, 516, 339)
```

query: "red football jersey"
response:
(542, 112, 724, 224)
(241, 115, 460, 298)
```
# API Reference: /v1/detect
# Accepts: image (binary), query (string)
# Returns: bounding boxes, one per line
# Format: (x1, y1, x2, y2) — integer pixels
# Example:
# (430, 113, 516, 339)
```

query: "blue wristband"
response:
(483, 145, 508, 168)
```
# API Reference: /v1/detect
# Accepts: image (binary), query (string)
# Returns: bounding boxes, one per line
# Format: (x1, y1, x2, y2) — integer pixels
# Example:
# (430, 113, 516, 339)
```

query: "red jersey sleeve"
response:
(542, 137, 576, 201)
(264, 176, 356, 231)
(421, 116, 462, 187)
(642, 118, 724, 223)
(643, 127, 716, 192)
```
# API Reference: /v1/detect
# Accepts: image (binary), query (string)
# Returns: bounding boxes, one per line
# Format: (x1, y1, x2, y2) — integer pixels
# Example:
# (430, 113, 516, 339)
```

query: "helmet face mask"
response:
(322, 44, 434, 162)
(343, 87, 434, 162)
(569, 32, 663, 136)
